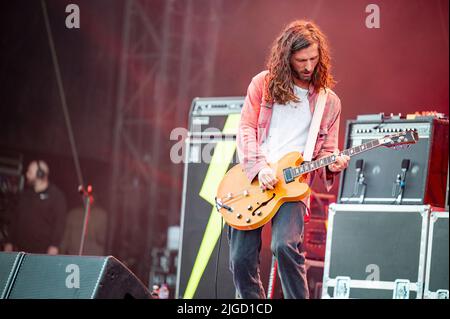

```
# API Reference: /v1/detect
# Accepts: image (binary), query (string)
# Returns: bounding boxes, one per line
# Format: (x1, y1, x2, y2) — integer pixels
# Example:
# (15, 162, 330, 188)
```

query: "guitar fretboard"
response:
(291, 139, 381, 178)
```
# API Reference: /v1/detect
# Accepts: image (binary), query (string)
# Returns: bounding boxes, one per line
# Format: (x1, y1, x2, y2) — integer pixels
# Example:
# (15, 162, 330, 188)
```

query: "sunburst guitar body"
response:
(216, 152, 310, 230)
(215, 130, 419, 231)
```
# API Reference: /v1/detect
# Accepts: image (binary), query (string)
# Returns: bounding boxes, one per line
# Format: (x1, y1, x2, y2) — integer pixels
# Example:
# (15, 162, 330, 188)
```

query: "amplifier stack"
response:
(176, 97, 244, 299)
(323, 114, 449, 299)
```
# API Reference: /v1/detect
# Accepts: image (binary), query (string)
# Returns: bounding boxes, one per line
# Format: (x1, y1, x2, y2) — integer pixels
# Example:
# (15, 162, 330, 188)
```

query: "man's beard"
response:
(300, 73, 312, 81)
(293, 70, 313, 82)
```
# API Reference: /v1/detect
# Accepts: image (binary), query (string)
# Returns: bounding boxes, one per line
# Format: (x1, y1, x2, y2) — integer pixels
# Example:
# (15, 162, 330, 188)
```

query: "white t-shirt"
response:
(260, 85, 312, 163)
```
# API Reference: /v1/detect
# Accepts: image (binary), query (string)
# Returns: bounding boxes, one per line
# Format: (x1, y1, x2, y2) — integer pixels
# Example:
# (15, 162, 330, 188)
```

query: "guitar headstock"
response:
(380, 130, 419, 148)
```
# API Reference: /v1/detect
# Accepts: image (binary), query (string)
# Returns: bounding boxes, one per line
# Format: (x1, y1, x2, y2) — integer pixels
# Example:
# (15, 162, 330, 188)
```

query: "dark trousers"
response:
(228, 201, 309, 299)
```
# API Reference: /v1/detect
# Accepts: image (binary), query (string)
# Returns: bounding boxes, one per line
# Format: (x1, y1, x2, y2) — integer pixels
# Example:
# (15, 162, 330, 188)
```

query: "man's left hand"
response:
(327, 152, 350, 173)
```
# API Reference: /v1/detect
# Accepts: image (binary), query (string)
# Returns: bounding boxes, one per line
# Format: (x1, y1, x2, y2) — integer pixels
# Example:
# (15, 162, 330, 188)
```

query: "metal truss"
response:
(108, 0, 222, 283)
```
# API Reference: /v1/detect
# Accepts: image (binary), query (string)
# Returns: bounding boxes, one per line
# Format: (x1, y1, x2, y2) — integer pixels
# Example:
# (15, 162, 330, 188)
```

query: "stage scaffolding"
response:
(107, 0, 222, 283)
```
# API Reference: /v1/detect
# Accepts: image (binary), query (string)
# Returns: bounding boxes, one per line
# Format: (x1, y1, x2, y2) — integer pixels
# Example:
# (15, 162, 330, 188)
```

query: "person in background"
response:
(60, 195, 107, 256)
(3, 160, 67, 255)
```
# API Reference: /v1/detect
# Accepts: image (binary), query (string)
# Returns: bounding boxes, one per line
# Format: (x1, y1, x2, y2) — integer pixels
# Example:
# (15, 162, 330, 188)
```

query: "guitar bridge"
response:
(283, 167, 294, 184)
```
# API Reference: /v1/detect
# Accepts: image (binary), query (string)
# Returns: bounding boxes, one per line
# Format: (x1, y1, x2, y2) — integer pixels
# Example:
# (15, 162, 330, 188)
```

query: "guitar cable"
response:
(345, 160, 367, 203)
(390, 176, 406, 205)
(347, 181, 367, 203)
(215, 216, 224, 299)
(214, 197, 225, 299)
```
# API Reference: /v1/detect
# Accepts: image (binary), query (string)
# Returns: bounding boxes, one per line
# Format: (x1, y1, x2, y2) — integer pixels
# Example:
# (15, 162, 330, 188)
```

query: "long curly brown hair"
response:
(265, 20, 336, 104)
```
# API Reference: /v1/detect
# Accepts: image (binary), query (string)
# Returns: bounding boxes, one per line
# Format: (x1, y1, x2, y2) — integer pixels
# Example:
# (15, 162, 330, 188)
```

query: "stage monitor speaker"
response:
(177, 97, 244, 299)
(0, 252, 24, 299)
(338, 117, 448, 207)
(1, 253, 152, 299)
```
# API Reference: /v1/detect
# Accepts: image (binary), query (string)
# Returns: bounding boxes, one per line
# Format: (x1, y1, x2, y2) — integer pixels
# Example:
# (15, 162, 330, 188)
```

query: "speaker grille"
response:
(0, 252, 24, 298)
(8, 254, 108, 299)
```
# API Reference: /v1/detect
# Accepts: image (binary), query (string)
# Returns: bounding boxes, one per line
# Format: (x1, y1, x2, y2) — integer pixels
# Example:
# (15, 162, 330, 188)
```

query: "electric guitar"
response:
(215, 130, 419, 230)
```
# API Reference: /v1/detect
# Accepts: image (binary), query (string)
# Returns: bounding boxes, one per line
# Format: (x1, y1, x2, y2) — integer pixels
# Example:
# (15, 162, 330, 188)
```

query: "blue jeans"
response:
(227, 201, 309, 299)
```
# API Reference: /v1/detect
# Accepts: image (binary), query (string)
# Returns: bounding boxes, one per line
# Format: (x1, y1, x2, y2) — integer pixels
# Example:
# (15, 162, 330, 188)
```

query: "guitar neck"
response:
(291, 139, 381, 178)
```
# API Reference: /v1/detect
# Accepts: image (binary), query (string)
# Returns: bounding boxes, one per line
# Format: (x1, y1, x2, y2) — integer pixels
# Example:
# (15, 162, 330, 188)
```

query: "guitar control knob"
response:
(256, 211, 262, 216)
(247, 205, 253, 210)
(246, 218, 251, 223)
(236, 214, 242, 219)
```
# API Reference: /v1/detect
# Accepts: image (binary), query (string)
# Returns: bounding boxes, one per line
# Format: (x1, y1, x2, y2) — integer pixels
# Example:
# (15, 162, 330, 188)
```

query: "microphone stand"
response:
(78, 185, 94, 256)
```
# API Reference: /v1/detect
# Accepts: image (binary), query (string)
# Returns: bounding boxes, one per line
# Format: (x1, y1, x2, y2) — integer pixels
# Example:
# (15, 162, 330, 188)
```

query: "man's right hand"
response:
(4, 243, 13, 252)
(258, 166, 278, 190)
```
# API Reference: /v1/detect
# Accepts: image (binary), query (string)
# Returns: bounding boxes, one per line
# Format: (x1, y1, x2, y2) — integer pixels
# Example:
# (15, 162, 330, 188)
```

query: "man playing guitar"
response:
(229, 20, 350, 299)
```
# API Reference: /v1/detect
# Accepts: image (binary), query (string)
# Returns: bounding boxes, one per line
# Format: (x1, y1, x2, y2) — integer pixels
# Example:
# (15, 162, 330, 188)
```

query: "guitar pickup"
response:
(283, 167, 294, 184)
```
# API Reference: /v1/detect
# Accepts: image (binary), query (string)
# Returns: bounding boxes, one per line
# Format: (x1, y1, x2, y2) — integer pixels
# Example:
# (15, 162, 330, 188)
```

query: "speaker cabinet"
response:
(177, 97, 243, 299)
(176, 136, 238, 299)
(0, 253, 152, 299)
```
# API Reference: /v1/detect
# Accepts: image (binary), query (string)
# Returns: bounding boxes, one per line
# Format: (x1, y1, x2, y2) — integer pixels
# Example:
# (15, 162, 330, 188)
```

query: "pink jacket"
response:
(237, 70, 342, 203)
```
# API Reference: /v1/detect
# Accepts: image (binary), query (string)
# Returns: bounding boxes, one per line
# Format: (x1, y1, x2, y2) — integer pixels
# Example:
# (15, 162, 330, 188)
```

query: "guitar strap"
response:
(302, 88, 328, 162)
